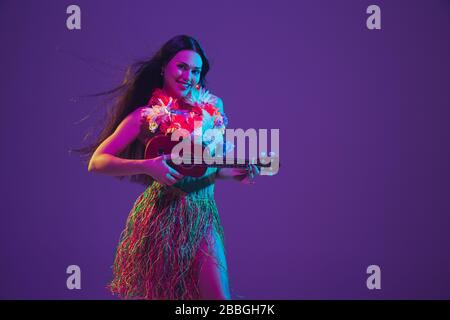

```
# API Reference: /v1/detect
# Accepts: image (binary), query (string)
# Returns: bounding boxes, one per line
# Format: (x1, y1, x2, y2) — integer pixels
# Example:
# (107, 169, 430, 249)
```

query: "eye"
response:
(193, 70, 200, 75)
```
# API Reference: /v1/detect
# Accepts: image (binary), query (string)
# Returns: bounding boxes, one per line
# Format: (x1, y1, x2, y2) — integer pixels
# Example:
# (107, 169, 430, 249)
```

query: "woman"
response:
(83, 35, 259, 300)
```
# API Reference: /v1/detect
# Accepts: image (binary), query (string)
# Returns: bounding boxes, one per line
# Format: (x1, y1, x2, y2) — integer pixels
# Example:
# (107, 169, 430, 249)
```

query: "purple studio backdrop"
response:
(0, 0, 449, 300)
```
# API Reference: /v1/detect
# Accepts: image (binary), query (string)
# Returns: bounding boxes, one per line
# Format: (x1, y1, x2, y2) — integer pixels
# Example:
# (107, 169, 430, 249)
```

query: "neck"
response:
(161, 86, 179, 99)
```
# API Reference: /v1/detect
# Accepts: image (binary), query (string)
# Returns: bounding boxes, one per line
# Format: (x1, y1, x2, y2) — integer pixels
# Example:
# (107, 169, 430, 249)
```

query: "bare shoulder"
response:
(93, 106, 147, 156)
(114, 106, 147, 134)
(134, 105, 149, 122)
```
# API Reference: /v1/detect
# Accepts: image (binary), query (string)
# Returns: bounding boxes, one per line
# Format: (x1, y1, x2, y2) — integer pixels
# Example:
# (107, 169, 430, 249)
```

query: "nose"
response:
(182, 70, 194, 84)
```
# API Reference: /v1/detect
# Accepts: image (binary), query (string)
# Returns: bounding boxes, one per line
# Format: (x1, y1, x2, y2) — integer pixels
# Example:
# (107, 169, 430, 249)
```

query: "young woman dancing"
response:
(83, 35, 259, 300)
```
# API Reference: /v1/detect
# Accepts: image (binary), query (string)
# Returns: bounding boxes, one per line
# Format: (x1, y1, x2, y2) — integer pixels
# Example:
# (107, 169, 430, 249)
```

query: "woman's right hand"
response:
(141, 155, 184, 186)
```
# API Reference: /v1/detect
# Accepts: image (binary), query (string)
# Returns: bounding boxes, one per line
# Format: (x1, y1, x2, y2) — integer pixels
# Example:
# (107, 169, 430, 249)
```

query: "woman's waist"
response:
(147, 181, 216, 201)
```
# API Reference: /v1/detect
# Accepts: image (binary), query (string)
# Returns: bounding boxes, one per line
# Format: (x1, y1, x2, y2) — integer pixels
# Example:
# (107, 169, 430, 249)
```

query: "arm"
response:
(87, 107, 146, 176)
(88, 107, 184, 186)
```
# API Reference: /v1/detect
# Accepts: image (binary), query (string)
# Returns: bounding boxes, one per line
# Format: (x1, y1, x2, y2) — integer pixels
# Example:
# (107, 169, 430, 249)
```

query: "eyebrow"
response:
(177, 61, 202, 70)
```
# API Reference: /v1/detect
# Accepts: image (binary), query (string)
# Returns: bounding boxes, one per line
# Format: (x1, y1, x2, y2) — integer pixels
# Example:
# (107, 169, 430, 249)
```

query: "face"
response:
(162, 50, 203, 99)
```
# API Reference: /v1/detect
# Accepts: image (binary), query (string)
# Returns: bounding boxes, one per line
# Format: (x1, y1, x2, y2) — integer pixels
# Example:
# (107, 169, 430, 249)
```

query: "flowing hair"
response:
(73, 35, 210, 186)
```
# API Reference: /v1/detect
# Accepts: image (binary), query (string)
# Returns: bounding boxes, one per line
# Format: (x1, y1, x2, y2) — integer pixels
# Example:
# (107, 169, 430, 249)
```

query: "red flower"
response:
(160, 114, 191, 134)
(148, 88, 179, 110)
(203, 103, 218, 116)
(144, 88, 227, 136)
(191, 106, 203, 116)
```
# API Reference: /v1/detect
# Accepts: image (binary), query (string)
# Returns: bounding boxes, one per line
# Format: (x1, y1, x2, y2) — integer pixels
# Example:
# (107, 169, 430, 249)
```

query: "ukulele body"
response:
(144, 134, 208, 178)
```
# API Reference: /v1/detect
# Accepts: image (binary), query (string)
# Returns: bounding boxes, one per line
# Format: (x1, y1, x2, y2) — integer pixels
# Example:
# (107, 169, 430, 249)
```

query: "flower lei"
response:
(141, 87, 228, 137)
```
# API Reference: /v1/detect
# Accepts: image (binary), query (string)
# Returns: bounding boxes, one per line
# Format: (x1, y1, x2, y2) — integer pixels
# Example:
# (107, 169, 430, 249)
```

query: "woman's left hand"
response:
(229, 164, 260, 184)
(216, 165, 260, 184)
(241, 164, 260, 184)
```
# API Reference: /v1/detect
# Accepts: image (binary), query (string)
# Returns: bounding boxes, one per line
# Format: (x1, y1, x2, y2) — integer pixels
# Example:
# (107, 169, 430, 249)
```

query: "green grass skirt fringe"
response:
(107, 182, 225, 300)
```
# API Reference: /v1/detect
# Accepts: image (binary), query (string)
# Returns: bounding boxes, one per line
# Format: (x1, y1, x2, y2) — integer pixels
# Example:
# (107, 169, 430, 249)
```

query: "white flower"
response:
(141, 98, 173, 132)
(184, 86, 216, 106)
(201, 109, 215, 131)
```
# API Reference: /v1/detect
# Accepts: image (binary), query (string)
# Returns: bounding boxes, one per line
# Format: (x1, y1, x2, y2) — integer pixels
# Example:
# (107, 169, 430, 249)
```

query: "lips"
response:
(177, 81, 191, 90)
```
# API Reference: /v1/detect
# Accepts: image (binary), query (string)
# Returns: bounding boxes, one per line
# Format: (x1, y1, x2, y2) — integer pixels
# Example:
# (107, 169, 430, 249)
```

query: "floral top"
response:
(141, 87, 227, 135)
(139, 87, 231, 196)
(140, 87, 233, 154)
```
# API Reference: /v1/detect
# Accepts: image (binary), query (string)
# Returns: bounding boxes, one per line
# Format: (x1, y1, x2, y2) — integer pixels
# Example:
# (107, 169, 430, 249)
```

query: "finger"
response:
(167, 166, 184, 179)
(249, 169, 257, 180)
(245, 167, 253, 177)
(165, 173, 177, 185)
(230, 168, 244, 176)
(161, 154, 171, 162)
(244, 174, 256, 185)
(238, 168, 248, 175)
(241, 176, 255, 185)
(161, 160, 183, 179)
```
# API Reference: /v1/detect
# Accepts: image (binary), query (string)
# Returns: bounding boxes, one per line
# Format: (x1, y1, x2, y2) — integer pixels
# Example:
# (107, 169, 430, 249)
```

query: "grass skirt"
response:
(108, 181, 225, 300)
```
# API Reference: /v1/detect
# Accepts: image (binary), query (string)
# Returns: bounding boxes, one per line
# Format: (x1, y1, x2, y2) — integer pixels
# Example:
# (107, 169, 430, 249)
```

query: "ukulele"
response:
(144, 134, 277, 177)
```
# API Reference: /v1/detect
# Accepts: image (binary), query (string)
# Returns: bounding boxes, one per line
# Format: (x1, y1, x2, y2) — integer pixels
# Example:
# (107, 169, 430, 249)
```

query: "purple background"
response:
(1, 0, 449, 299)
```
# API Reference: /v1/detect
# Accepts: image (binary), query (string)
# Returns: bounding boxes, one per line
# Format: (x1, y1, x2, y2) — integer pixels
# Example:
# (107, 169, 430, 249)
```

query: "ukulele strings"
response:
(169, 156, 259, 164)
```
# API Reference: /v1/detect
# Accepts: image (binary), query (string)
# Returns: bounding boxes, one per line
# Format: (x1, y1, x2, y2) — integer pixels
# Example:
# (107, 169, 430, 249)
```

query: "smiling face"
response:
(161, 50, 203, 99)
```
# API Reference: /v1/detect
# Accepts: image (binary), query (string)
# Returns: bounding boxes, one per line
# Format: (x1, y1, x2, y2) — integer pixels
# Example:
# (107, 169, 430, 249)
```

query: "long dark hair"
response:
(74, 35, 210, 186)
